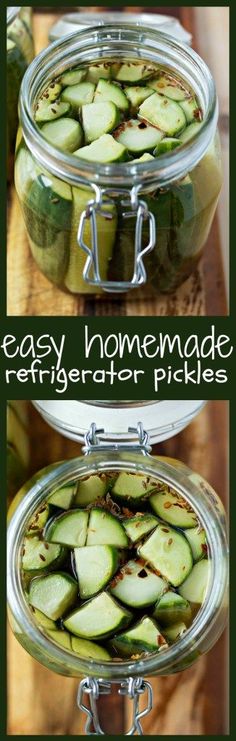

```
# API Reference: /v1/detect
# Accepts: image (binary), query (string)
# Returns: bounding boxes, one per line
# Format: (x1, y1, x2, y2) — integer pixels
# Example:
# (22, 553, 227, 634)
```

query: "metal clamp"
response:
(77, 184, 156, 293)
(77, 677, 153, 735)
(82, 422, 152, 454)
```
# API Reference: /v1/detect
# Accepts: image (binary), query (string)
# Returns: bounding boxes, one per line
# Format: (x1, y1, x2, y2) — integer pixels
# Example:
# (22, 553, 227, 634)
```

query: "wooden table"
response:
(7, 400, 229, 735)
(7, 6, 229, 316)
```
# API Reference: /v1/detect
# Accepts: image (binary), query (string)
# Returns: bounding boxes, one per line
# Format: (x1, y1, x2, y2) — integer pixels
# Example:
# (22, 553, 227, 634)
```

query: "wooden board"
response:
(7, 6, 228, 317)
(7, 400, 229, 735)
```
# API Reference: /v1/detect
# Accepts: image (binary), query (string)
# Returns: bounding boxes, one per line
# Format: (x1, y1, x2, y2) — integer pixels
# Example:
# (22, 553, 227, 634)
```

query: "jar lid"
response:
(33, 400, 205, 445)
(49, 12, 192, 46)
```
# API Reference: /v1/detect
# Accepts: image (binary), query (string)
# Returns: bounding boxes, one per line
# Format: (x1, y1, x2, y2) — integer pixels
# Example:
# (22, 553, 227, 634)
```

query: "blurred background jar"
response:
(7, 7, 34, 180)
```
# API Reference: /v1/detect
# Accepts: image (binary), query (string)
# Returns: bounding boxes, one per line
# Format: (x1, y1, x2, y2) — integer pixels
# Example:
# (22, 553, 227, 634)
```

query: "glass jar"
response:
(7, 6, 34, 179)
(7, 401, 29, 507)
(15, 26, 222, 297)
(7, 409, 228, 733)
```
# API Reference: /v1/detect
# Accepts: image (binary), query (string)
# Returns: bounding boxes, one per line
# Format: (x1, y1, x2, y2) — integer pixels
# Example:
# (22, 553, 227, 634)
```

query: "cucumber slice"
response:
(163, 621, 187, 642)
(115, 118, 163, 154)
(27, 505, 49, 535)
(74, 475, 107, 507)
(46, 629, 72, 650)
(45, 509, 89, 548)
(179, 121, 203, 144)
(150, 490, 197, 528)
(86, 508, 128, 547)
(139, 93, 186, 136)
(71, 636, 111, 661)
(82, 101, 120, 143)
(132, 153, 155, 163)
(39, 82, 62, 103)
(114, 63, 156, 84)
(94, 79, 129, 112)
(110, 559, 167, 608)
(35, 100, 70, 123)
(61, 68, 86, 86)
(74, 134, 127, 163)
(123, 514, 159, 544)
(154, 137, 181, 155)
(47, 484, 76, 511)
(74, 545, 119, 598)
(86, 63, 112, 83)
(184, 527, 207, 562)
(64, 592, 132, 639)
(112, 616, 167, 657)
(112, 472, 159, 503)
(179, 97, 201, 124)
(152, 590, 191, 626)
(179, 560, 211, 604)
(147, 75, 188, 101)
(30, 606, 56, 631)
(138, 525, 193, 587)
(61, 82, 95, 113)
(22, 536, 63, 572)
(28, 572, 78, 620)
(124, 86, 154, 110)
(41, 118, 83, 153)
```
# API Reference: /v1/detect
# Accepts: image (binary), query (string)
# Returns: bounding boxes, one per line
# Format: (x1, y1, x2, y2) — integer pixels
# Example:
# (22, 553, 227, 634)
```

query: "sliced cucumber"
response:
(71, 636, 111, 661)
(152, 590, 191, 626)
(74, 475, 107, 507)
(47, 484, 76, 511)
(184, 526, 207, 562)
(112, 616, 167, 657)
(179, 121, 203, 144)
(30, 606, 56, 631)
(115, 118, 163, 154)
(64, 592, 132, 639)
(124, 86, 154, 110)
(179, 560, 211, 604)
(45, 509, 89, 548)
(94, 79, 129, 112)
(74, 545, 119, 598)
(41, 118, 83, 153)
(39, 82, 62, 103)
(150, 490, 197, 528)
(138, 524, 193, 587)
(28, 572, 78, 620)
(86, 508, 128, 547)
(22, 536, 63, 572)
(132, 153, 155, 163)
(74, 134, 127, 164)
(61, 68, 86, 86)
(163, 621, 187, 642)
(179, 97, 201, 124)
(46, 629, 72, 650)
(110, 559, 166, 608)
(27, 504, 49, 534)
(139, 93, 186, 136)
(123, 513, 158, 543)
(35, 100, 70, 123)
(112, 472, 159, 503)
(82, 101, 120, 143)
(147, 75, 187, 101)
(86, 63, 112, 83)
(154, 137, 181, 155)
(61, 82, 95, 112)
(114, 63, 156, 84)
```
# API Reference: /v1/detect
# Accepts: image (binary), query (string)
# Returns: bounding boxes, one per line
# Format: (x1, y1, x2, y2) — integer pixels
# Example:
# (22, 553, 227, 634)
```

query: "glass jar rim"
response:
(19, 24, 218, 189)
(7, 451, 228, 680)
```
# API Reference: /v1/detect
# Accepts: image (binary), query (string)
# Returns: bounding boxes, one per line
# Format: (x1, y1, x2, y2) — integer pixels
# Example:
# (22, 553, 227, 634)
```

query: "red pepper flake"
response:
(164, 502, 172, 509)
(157, 634, 167, 646)
(201, 543, 208, 553)
(39, 554, 46, 562)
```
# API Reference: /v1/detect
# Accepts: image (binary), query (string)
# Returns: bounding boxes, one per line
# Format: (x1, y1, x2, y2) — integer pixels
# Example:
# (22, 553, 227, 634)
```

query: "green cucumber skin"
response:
(152, 590, 191, 626)
(64, 592, 132, 639)
(45, 509, 89, 548)
(150, 490, 197, 529)
(138, 524, 193, 587)
(28, 572, 78, 621)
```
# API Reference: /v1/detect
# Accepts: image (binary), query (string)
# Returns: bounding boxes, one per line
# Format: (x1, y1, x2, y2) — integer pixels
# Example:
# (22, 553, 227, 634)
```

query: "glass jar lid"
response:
(33, 400, 206, 445)
(49, 11, 192, 45)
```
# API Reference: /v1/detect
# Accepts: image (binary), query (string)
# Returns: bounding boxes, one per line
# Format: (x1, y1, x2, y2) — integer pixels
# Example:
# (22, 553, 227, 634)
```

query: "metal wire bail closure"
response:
(82, 421, 152, 454)
(77, 677, 153, 735)
(77, 184, 156, 293)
